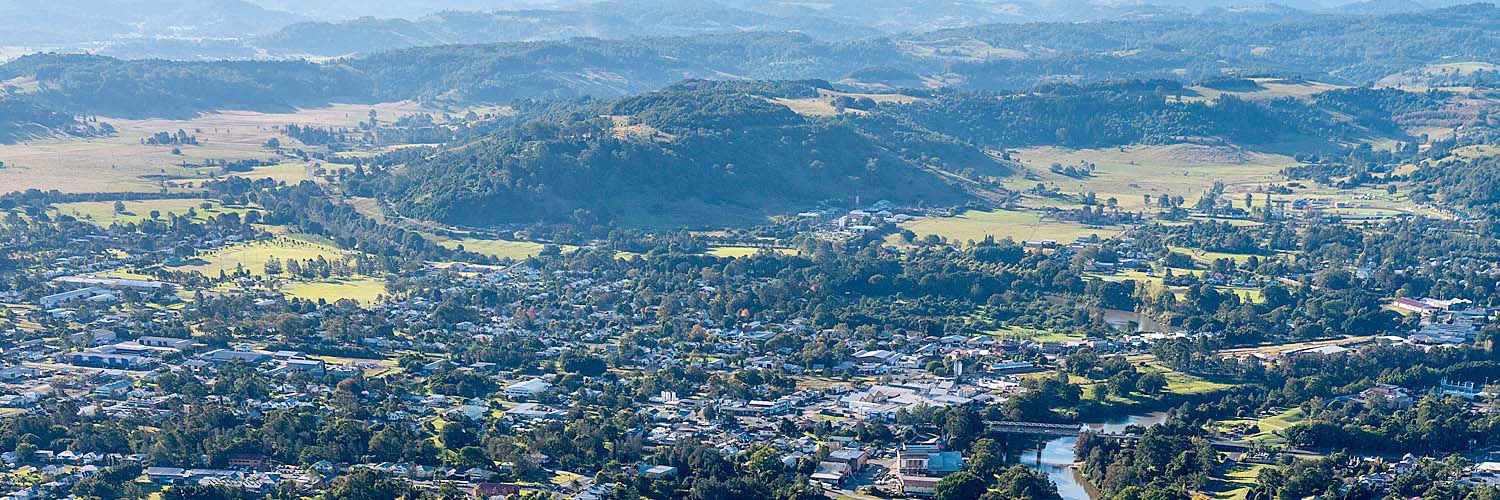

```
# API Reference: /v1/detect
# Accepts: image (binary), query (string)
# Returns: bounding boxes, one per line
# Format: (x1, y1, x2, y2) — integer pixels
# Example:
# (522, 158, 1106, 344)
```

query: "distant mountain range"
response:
(0, 0, 1484, 60)
(1, 3, 1494, 122)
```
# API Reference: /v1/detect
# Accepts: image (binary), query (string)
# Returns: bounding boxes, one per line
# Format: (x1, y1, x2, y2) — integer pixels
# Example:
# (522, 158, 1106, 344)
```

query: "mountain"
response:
(351, 79, 1437, 228)
(255, 2, 880, 57)
(0, 0, 303, 46)
(1, 5, 1494, 119)
(355, 81, 987, 227)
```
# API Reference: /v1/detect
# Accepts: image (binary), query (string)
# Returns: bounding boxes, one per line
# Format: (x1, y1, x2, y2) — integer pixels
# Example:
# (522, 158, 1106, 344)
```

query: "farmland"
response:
(171, 234, 355, 278)
(895, 208, 1121, 245)
(52, 198, 257, 226)
(1007, 145, 1295, 212)
(0, 101, 438, 194)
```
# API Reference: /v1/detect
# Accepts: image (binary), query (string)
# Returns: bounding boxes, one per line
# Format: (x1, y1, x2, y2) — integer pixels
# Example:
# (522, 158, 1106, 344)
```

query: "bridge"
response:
(985, 421, 1086, 436)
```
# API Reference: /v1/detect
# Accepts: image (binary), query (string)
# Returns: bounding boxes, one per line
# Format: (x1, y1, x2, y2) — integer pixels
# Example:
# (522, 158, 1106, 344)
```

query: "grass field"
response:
(53, 198, 257, 226)
(1160, 369, 1235, 395)
(988, 325, 1087, 343)
(0, 101, 435, 194)
(1207, 463, 1275, 500)
(1186, 78, 1349, 103)
(1209, 407, 1306, 443)
(1007, 145, 1295, 213)
(706, 246, 798, 258)
(217, 161, 321, 185)
(282, 277, 388, 304)
(1090, 268, 1266, 304)
(896, 208, 1121, 245)
(172, 235, 353, 278)
(438, 237, 581, 260)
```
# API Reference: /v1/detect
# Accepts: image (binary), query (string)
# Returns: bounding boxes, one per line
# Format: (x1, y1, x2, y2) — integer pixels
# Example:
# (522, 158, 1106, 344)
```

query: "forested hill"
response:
(346, 81, 985, 227)
(344, 80, 1436, 228)
(0, 97, 112, 143)
(0, 4, 1495, 119)
(912, 3, 1500, 86)
(0, 54, 373, 119)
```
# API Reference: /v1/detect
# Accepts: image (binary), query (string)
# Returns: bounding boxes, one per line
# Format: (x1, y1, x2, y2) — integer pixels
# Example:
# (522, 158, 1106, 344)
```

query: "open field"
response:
(0, 101, 434, 194)
(896, 208, 1122, 245)
(1007, 145, 1295, 212)
(283, 277, 389, 304)
(771, 89, 928, 117)
(172, 235, 353, 278)
(437, 237, 582, 260)
(1207, 462, 1275, 500)
(706, 245, 799, 258)
(1090, 269, 1265, 304)
(216, 161, 322, 185)
(1186, 78, 1349, 103)
(1208, 407, 1306, 444)
(987, 325, 1087, 343)
(53, 198, 257, 226)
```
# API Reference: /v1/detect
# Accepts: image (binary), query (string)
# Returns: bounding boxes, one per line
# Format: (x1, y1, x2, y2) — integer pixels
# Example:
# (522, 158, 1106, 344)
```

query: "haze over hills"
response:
(1, 3, 1493, 125)
(0, 0, 1482, 61)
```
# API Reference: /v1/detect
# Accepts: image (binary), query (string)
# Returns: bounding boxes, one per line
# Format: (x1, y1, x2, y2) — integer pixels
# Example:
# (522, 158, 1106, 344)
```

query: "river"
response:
(1016, 412, 1169, 500)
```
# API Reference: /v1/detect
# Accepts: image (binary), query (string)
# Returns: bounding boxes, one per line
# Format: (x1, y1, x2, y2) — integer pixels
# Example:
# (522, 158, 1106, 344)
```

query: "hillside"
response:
(345, 79, 1452, 228)
(352, 81, 987, 227)
(0, 5, 1495, 121)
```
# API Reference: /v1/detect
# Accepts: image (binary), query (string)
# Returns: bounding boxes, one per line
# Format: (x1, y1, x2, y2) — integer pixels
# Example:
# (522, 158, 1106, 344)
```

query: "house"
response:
(505, 403, 563, 421)
(283, 358, 326, 375)
(40, 288, 113, 308)
(145, 467, 190, 484)
(1393, 297, 1441, 315)
(201, 349, 271, 365)
(1461, 462, 1500, 487)
(811, 461, 851, 485)
(52, 275, 173, 292)
(640, 465, 678, 479)
(448, 405, 488, 421)
(92, 379, 132, 397)
(900, 475, 943, 497)
(1359, 385, 1414, 409)
(827, 448, 869, 471)
(68, 329, 118, 346)
(226, 454, 267, 470)
(898, 449, 963, 476)
(136, 336, 194, 350)
(503, 378, 551, 400)
(62, 350, 153, 369)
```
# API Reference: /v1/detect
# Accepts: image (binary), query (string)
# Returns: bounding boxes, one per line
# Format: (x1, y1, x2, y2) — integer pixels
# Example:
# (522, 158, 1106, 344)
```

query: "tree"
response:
(1138, 372, 1168, 395)
(934, 470, 988, 500)
(322, 469, 411, 500)
(982, 466, 1062, 500)
(439, 415, 479, 449)
(967, 438, 1006, 479)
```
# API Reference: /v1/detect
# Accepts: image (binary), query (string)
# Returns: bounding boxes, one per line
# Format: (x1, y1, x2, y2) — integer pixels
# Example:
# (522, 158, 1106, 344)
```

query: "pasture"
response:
(172, 235, 353, 278)
(706, 246, 799, 258)
(0, 101, 436, 194)
(896, 208, 1121, 245)
(282, 277, 389, 305)
(53, 198, 257, 226)
(438, 238, 578, 260)
(1007, 145, 1294, 212)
